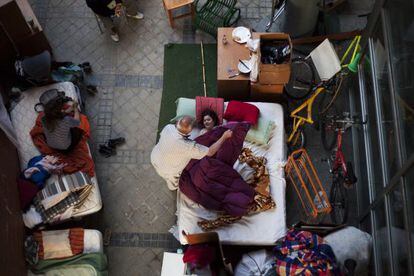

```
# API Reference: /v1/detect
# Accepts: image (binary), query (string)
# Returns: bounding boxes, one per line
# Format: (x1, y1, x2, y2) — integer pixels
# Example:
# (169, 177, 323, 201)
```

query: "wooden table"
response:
(217, 28, 251, 101)
(217, 28, 284, 102)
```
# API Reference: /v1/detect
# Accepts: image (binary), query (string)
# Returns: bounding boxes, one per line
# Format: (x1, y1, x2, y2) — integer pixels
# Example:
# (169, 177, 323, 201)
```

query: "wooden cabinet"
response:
(0, 0, 51, 91)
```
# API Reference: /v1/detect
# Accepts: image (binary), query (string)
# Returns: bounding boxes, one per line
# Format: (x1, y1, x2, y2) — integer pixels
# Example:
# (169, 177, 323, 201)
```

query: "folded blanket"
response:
(179, 123, 255, 217)
(33, 228, 84, 260)
(32, 253, 108, 276)
(30, 113, 95, 177)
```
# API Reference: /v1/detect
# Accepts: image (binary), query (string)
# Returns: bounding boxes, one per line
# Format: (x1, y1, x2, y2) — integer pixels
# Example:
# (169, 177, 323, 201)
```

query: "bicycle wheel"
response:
(285, 58, 315, 100)
(330, 176, 348, 224)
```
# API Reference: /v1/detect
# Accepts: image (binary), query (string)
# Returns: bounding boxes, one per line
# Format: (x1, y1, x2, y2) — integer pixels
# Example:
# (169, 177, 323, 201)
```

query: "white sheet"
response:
(177, 102, 287, 245)
(9, 82, 102, 219)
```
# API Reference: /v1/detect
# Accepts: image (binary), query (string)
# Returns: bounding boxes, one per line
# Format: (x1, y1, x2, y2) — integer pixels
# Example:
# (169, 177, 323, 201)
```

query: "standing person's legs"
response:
(123, 0, 144, 19)
(97, 14, 120, 42)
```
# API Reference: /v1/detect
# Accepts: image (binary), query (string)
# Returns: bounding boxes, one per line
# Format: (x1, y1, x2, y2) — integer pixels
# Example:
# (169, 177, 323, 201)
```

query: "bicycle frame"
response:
(331, 129, 348, 176)
(288, 87, 325, 143)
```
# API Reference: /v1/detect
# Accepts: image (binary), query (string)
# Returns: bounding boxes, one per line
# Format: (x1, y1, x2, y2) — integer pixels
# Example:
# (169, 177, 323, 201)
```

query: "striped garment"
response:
(34, 192, 80, 223)
(42, 116, 80, 150)
(37, 172, 91, 201)
(150, 124, 209, 190)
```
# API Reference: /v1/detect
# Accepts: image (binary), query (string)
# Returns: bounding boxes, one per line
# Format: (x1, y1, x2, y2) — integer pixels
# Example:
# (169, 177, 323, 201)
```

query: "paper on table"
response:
(250, 53, 259, 82)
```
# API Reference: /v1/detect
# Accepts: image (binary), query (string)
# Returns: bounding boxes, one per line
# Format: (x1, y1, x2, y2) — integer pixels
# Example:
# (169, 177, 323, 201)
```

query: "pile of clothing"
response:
(18, 155, 93, 228)
(234, 230, 341, 275)
(273, 229, 340, 275)
(25, 228, 107, 275)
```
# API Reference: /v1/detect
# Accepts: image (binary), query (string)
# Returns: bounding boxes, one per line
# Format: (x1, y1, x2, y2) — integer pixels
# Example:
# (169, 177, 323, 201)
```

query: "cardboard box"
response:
(258, 33, 292, 85)
(250, 82, 284, 102)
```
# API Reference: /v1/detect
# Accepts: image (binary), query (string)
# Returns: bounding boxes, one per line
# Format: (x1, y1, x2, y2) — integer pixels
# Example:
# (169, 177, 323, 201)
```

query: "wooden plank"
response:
(0, 127, 26, 276)
(163, 0, 194, 10)
(291, 30, 362, 45)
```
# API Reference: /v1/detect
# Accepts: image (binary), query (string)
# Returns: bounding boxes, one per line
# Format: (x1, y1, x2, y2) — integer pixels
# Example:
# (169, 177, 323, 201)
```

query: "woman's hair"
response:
(43, 99, 66, 131)
(200, 109, 219, 127)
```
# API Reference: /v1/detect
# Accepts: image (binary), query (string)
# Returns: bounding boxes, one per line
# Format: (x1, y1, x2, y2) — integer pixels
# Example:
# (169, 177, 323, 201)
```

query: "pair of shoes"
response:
(108, 137, 126, 148)
(110, 33, 120, 42)
(126, 11, 144, 20)
(99, 144, 116, 158)
(98, 137, 126, 158)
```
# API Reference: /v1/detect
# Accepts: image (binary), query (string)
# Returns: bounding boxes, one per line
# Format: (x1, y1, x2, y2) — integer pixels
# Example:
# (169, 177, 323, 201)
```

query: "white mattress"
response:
(177, 102, 287, 245)
(10, 82, 102, 218)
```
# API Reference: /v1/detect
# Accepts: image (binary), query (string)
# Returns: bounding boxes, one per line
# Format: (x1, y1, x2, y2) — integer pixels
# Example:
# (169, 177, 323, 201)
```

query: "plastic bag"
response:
(246, 39, 260, 52)
(235, 249, 275, 276)
(324, 226, 372, 275)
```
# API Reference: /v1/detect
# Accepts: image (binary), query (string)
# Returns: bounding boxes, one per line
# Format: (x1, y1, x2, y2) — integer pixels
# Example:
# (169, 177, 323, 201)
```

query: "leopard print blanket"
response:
(198, 148, 276, 231)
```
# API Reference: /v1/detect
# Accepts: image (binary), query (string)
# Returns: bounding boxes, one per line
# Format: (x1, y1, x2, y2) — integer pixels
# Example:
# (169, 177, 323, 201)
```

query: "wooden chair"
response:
(194, 0, 241, 37)
(163, 0, 195, 28)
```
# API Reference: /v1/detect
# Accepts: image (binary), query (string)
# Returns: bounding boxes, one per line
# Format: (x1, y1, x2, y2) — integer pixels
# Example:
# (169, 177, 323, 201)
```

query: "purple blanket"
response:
(179, 123, 255, 216)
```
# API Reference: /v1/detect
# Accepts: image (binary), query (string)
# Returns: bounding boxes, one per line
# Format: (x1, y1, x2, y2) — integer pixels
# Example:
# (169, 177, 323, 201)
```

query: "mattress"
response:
(10, 82, 102, 218)
(27, 229, 104, 276)
(177, 102, 287, 245)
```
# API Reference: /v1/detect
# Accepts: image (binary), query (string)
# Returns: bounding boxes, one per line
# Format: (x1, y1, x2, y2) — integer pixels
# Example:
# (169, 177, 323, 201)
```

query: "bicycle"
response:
(286, 36, 361, 151)
(321, 112, 359, 224)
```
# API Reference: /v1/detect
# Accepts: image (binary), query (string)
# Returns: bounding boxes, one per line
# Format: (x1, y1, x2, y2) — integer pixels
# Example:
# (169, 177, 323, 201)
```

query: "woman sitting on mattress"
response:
(42, 98, 83, 153)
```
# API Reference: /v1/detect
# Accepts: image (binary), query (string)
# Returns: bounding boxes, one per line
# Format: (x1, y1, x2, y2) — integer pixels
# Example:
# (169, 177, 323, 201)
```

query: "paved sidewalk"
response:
(28, 0, 272, 274)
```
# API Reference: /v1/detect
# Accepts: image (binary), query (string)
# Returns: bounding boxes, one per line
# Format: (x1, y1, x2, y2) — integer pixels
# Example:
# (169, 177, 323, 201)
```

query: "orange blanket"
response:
(30, 113, 95, 177)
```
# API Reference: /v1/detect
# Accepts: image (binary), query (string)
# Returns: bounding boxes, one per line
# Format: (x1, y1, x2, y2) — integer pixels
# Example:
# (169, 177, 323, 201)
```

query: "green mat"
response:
(158, 43, 217, 138)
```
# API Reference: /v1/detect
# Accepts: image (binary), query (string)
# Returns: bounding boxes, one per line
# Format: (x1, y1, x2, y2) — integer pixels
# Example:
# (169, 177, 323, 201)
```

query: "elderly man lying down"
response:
(151, 116, 256, 217)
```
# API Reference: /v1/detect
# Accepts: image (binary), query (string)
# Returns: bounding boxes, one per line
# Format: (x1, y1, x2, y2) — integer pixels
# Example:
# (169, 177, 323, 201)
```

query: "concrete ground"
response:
(27, 0, 372, 274)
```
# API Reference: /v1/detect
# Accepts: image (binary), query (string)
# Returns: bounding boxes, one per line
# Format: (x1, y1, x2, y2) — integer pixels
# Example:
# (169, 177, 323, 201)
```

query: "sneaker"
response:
(110, 33, 120, 42)
(126, 11, 144, 20)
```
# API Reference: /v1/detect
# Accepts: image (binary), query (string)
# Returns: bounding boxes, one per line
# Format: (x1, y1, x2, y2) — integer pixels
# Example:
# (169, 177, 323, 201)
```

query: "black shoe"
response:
(99, 144, 116, 158)
(107, 137, 126, 148)
(80, 62, 92, 74)
(86, 85, 98, 95)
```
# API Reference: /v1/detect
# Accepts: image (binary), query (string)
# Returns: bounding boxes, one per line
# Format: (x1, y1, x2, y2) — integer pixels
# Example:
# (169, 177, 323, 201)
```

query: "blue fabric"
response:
(51, 64, 83, 82)
(25, 155, 50, 188)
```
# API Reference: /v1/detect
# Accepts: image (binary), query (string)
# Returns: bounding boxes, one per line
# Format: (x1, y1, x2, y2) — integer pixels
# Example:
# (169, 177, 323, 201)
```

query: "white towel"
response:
(23, 206, 42, 228)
